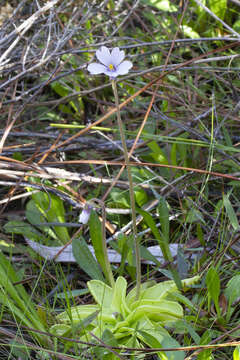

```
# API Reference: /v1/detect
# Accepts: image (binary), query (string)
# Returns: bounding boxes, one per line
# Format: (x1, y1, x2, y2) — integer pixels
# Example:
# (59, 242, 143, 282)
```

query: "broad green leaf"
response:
(233, 18, 240, 32)
(115, 234, 132, 276)
(160, 333, 185, 360)
(50, 324, 72, 337)
(139, 329, 163, 349)
(51, 81, 69, 97)
(138, 275, 200, 302)
(26, 200, 57, 240)
(185, 77, 208, 100)
(225, 274, 240, 303)
(174, 319, 201, 345)
(72, 237, 104, 281)
(126, 300, 183, 324)
(222, 126, 232, 146)
(206, 267, 220, 316)
(209, 0, 227, 20)
(89, 210, 113, 284)
(56, 304, 99, 323)
(94, 329, 119, 359)
(110, 188, 129, 208)
(169, 292, 196, 312)
(140, 245, 162, 267)
(186, 208, 205, 224)
(148, 141, 168, 164)
(137, 207, 173, 262)
(177, 247, 189, 279)
(181, 275, 200, 288)
(102, 329, 119, 347)
(158, 197, 169, 241)
(135, 186, 148, 207)
(139, 207, 182, 304)
(171, 143, 177, 167)
(197, 330, 212, 360)
(144, 0, 177, 12)
(139, 319, 184, 360)
(181, 25, 200, 39)
(111, 276, 129, 315)
(197, 351, 213, 360)
(233, 346, 240, 360)
(54, 309, 100, 341)
(4, 220, 42, 241)
(122, 335, 141, 349)
(88, 280, 113, 308)
(139, 280, 177, 301)
(53, 275, 200, 355)
(223, 194, 239, 231)
(56, 288, 89, 299)
(126, 280, 156, 307)
(137, 316, 165, 350)
(72, 310, 100, 333)
(130, 298, 177, 310)
(31, 192, 70, 244)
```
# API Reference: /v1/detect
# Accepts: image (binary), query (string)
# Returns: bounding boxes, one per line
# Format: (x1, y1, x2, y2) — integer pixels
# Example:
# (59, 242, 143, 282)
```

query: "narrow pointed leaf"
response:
(89, 210, 113, 284)
(72, 238, 104, 281)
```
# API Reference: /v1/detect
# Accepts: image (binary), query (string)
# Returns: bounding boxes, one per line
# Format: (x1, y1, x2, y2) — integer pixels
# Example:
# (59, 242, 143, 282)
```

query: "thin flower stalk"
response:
(111, 80, 141, 300)
(95, 199, 115, 288)
(88, 46, 141, 299)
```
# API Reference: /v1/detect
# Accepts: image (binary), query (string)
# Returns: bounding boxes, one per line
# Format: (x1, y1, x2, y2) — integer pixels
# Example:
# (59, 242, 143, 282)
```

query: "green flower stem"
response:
(111, 79, 141, 300)
(98, 199, 115, 287)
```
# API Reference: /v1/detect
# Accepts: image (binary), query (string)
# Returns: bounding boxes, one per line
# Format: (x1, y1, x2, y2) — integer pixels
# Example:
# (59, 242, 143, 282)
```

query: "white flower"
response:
(87, 46, 133, 79)
(79, 204, 92, 225)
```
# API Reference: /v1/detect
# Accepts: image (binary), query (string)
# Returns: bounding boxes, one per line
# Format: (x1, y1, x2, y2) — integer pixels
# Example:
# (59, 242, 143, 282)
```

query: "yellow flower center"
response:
(108, 64, 114, 70)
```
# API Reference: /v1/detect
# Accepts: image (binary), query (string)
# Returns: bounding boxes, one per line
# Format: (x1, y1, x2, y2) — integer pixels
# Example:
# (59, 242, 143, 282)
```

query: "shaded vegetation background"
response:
(1, 0, 240, 359)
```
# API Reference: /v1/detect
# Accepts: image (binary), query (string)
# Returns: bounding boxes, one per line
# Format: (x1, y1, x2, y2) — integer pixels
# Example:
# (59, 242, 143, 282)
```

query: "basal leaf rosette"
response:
(51, 275, 200, 359)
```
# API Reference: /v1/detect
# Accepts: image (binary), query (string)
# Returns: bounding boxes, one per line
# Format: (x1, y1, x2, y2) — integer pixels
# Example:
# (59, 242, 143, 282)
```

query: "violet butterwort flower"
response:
(79, 204, 92, 225)
(87, 46, 133, 79)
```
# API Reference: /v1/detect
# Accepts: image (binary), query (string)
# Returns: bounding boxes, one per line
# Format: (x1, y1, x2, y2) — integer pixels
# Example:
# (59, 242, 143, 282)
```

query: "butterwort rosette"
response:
(87, 46, 133, 79)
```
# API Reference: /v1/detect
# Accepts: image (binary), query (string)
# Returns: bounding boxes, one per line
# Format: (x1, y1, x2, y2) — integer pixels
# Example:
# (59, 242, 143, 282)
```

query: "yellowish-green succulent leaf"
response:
(126, 300, 183, 324)
(136, 316, 166, 354)
(111, 276, 130, 316)
(56, 304, 99, 323)
(126, 280, 156, 306)
(130, 298, 179, 311)
(52, 275, 200, 354)
(88, 279, 113, 308)
(181, 275, 200, 288)
(139, 275, 200, 302)
(139, 281, 178, 301)
(112, 326, 135, 340)
(50, 324, 72, 337)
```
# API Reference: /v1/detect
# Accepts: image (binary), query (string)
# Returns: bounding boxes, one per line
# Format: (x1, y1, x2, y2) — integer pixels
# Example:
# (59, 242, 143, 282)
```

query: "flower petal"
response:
(115, 60, 133, 76)
(110, 47, 125, 66)
(79, 205, 92, 224)
(102, 69, 118, 78)
(87, 63, 106, 75)
(96, 46, 111, 66)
